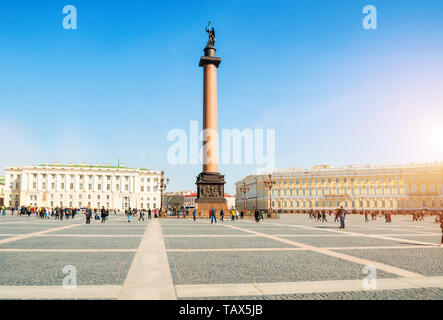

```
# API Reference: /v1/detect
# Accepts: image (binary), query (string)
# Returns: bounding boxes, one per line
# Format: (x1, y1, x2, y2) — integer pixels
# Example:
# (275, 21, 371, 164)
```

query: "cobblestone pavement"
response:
(0, 213, 441, 299)
(181, 287, 443, 300)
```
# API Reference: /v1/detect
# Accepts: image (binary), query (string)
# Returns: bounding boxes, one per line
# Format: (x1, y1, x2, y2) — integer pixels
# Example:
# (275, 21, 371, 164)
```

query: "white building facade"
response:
(4, 164, 162, 210)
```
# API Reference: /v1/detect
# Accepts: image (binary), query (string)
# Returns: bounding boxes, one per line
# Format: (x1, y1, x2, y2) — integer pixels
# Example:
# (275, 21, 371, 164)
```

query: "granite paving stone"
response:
(167, 251, 397, 285)
(0, 252, 135, 286)
(336, 248, 443, 276)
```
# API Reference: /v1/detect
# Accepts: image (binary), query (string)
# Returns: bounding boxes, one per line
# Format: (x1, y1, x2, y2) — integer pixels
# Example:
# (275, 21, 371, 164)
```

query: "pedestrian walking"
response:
(339, 207, 346, 229)
(220, 209, 224, 222)
(334, 209, 339, 223)
(148, 209, 152, 219)
(254, 209, 260, 223)
(139, 210, 145, 221)
(210, 207, 217, 224)
(101, 207, 107, 223)
(85, 209, 92, 224)
(127, 208, 132, 223)
(193, 209, 197, 221)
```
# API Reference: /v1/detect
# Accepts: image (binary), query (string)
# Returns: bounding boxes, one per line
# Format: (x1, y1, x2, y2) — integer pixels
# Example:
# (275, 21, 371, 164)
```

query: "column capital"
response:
(199, 56, 222, 68)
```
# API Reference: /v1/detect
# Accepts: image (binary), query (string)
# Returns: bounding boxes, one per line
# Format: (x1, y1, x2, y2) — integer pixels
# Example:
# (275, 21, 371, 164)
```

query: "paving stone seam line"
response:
(174, 276, 443, 298)
(265, 222, 439, 247)
(0, 223, 83, 245)
(160, 233, 442, 238)
(118, 220, 177, 300)
(219, 223, 425, 279)
(0, 285, 122, 299)
(0, 234, 143, 238)
(1, 277, 441, 299)
(165, 245, 438, 253)
(0, 249, 137, 252)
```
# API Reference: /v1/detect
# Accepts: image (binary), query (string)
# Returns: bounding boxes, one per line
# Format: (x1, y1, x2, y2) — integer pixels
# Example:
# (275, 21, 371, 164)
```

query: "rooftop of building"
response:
(6, 163, 156, 172)
(236, 161, 443, 185)
(273, 161, 443, 173)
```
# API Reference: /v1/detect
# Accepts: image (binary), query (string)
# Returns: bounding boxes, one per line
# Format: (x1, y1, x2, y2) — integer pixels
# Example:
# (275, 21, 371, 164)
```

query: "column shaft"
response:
(203, 63, 218, 173)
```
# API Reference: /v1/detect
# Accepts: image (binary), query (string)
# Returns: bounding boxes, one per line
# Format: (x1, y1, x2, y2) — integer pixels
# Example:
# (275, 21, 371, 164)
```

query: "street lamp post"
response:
(239, 182, 250, 218)
(263, 174, 276, 218)
(159, 170, 169, 218)
(255, 176, 258, 210)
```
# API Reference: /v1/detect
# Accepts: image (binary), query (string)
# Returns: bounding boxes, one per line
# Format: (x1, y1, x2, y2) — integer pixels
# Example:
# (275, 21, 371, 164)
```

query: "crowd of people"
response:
(124, 208, 160, 223)
(1, 204, 443, 245)
(309, 208, 347, 228)
(0, 205, 166, 225)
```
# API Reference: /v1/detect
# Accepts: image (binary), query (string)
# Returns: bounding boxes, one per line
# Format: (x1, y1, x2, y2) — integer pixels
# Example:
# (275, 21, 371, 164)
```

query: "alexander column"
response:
(195, 21, 228, 215)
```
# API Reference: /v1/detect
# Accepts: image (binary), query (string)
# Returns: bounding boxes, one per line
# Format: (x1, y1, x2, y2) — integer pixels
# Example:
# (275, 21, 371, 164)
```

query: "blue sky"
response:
(1, 0, 443, 194)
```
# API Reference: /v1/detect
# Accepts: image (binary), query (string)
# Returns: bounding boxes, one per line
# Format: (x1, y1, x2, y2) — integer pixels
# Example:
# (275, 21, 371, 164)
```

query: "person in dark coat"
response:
(85, 209, 92, 224)
(101, 207, 107, 223)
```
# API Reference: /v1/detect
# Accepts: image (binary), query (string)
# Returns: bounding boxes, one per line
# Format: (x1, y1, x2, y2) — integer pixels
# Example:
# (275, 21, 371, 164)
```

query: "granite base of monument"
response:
(195, 172, 228, 216)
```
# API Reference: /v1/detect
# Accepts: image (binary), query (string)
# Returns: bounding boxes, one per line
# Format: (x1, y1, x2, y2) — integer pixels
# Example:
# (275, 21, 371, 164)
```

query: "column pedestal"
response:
(195, 172, 228, 217)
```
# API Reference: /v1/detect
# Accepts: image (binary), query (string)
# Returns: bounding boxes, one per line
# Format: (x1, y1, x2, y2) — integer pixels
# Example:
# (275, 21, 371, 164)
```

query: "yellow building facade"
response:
(235, 163, 443, 213)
